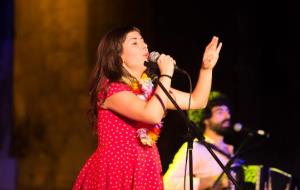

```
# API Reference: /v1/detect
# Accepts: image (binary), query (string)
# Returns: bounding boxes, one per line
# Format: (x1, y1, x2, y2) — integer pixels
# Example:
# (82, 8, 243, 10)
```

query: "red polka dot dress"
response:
(73, 82, 164, 190)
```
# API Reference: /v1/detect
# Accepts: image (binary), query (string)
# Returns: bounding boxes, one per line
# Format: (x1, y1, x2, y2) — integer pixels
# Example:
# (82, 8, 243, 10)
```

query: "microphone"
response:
(144, 51, 186, 73)
(233, 123, 270, 138)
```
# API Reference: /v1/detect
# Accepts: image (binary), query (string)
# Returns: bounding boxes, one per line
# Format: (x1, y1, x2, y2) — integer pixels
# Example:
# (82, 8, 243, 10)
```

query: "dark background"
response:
(1, 0, 298, 189)
(151, 0, 299, 186)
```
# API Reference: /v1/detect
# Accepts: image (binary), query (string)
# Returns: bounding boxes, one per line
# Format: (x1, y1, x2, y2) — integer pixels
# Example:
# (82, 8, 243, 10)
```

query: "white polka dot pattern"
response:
(73, 82, 164, 190)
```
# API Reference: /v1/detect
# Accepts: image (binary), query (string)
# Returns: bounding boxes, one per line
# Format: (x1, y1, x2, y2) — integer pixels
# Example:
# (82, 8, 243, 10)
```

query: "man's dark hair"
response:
(188, 91, 231, 129)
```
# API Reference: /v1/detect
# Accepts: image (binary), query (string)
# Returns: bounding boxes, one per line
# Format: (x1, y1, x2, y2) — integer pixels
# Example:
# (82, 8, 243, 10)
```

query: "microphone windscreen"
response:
(149, 51, 160, 62)
(233, 123, 242, 132)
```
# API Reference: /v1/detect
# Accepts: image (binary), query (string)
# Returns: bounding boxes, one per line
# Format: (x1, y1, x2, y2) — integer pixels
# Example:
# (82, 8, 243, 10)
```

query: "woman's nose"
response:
(142, 41, 148, 49)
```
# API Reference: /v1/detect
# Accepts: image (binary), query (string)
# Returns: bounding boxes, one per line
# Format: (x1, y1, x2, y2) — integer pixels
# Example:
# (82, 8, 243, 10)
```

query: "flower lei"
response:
(127, 73, 163, 146)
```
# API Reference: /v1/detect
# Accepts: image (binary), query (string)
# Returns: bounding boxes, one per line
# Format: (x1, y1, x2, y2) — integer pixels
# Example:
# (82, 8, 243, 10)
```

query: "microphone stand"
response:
(153, 77, 241, 190)
(212, 134, 251, 189)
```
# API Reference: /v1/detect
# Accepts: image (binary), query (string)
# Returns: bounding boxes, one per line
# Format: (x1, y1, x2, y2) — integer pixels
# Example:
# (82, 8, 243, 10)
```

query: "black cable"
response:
(182, 70, 193, 190)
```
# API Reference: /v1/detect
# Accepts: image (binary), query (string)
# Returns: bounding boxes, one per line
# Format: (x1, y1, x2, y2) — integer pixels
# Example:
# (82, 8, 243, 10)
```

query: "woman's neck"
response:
(123, 65, 144, 81)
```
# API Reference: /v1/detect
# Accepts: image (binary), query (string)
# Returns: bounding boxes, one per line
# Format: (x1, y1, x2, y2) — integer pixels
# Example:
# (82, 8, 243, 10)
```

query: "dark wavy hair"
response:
(88, 26, 141, 129)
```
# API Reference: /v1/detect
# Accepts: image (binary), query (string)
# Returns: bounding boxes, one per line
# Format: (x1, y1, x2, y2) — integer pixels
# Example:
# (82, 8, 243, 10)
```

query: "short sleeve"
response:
(105, 82, 132, 98)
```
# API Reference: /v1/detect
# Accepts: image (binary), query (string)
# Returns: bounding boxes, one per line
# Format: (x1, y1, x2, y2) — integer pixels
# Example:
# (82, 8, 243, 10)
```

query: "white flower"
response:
(137, 128, 154, 146)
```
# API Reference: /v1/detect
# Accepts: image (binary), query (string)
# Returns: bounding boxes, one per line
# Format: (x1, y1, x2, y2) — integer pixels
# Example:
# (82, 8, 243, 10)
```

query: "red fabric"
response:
(73, 82, 163, 190)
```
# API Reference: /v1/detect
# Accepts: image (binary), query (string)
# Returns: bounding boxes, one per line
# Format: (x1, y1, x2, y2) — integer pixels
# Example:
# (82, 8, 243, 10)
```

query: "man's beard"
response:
(210, 120, 230, 136)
